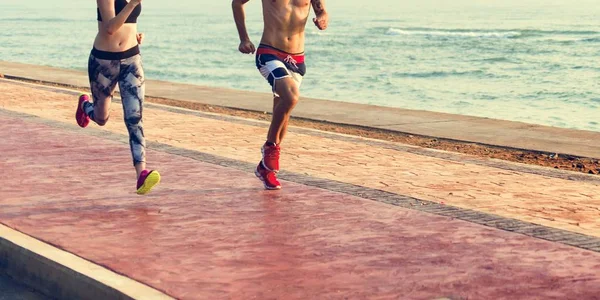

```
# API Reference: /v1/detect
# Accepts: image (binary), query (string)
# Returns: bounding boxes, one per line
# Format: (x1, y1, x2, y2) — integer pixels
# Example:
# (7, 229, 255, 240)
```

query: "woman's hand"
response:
(137, 33, 145, 45)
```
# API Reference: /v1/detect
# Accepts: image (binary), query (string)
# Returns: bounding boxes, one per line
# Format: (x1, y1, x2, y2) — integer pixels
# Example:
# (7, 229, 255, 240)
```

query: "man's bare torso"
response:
(260, 0, 311, 53)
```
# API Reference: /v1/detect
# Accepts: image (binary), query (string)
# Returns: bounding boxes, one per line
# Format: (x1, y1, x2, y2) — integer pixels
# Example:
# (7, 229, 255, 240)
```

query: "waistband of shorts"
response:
(91, 45, 140, 60)
(256, 44, 305, 63)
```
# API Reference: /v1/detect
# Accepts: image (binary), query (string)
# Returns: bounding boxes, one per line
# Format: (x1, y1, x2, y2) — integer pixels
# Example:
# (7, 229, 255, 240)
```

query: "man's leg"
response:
(271, 96, 290, 144)
(255, 77, 299, 190)
(260, 76, 298, 173)
(267, 77, 299, 145)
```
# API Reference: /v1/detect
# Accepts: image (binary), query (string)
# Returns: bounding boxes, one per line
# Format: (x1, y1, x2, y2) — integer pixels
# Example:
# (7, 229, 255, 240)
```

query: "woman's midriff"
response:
(93, 23, 138, 52)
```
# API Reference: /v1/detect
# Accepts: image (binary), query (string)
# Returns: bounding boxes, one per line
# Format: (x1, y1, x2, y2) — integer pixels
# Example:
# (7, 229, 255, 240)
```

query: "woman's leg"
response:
(118, 54, 146, 175)
(83, 54, 119, 125)
(118, 54, 159, 194)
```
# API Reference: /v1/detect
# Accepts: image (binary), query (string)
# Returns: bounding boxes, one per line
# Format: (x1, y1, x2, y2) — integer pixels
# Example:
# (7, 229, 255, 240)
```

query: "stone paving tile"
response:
(2, 113, 600, 299)
(1, 80, 599, 237)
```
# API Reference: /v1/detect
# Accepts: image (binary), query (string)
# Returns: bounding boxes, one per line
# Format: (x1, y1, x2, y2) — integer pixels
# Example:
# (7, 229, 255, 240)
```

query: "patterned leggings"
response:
(84, 51, 146, 165)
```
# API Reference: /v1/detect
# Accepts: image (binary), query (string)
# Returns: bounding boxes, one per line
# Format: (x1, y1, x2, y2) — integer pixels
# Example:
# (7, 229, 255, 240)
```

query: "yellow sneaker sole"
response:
(137, 171, 161, 195)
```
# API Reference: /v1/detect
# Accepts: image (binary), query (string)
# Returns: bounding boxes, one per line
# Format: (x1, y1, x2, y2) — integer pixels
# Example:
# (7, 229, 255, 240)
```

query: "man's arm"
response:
(232, 0, 256, 53)
(311, 0, 328, 30)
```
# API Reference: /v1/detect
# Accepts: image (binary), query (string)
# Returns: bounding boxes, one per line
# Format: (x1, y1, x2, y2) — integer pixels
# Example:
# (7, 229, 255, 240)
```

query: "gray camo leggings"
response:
(84, 53, 146, 165)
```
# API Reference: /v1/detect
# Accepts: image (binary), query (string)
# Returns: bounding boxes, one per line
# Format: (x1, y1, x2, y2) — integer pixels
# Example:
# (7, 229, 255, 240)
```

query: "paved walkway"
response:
(1, 79, 600, 299)
(2, 60, 600, 158)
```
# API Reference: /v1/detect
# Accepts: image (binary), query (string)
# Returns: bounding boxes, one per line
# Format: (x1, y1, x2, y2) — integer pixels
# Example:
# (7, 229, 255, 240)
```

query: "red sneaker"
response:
(76, 94, 90, 128)
(261, 143, 280, 172)
(136, 169, 161, 195)
(255, 163, 281, 190)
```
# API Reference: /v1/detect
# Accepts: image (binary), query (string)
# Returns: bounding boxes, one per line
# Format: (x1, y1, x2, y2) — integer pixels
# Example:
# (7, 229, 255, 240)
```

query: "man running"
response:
(232, 0, 329, 190)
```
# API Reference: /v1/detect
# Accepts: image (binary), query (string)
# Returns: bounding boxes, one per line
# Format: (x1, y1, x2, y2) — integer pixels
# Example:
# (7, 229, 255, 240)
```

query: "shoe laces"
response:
(264, 145, 280, 158)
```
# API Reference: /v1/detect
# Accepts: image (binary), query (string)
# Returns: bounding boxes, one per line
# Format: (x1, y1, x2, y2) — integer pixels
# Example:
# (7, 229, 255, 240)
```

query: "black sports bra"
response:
(97, 0, 141, 24)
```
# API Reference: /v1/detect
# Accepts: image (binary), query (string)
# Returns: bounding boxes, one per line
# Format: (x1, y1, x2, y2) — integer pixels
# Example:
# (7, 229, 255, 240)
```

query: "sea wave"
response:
(0, 17, 79, 23)
(392, 70, 485, 79)
(475, 57, 517, 64)
(580, 37, 600, 43)
(385, 28, 600, 39)
(385, 28, 521, 38)
(520, 29, 599, 36)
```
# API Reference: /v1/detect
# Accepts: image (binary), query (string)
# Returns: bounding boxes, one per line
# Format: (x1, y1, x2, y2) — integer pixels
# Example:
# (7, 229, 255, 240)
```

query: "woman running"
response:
(75, 0, 160, 195)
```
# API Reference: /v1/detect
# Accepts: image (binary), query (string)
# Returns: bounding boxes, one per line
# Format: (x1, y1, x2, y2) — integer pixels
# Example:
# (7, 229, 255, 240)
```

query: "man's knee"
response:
(278, 83, 300, 107)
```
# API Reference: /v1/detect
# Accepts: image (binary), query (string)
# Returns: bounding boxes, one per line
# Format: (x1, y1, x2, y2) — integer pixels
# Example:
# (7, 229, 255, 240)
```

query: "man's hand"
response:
(238, 40, 256, 54)
(313, 12, 328, 30)
(136, 33, 144, 45)
(130, 0, 142, 5)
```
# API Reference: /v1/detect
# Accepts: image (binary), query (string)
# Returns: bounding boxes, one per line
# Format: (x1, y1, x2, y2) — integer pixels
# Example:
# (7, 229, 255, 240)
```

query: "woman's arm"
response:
(97, 0, 141, 35)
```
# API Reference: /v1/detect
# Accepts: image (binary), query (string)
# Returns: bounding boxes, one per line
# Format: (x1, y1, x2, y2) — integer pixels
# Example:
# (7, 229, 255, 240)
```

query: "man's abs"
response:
(260, 0, 311, 53)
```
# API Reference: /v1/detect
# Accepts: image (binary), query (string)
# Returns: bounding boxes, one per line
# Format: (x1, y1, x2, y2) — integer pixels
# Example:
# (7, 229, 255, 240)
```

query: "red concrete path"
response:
(2, 112, 600, 299)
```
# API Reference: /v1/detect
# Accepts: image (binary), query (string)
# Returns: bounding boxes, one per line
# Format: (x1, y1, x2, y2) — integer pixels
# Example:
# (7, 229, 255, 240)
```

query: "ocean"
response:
(1, 0, 599, 131)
